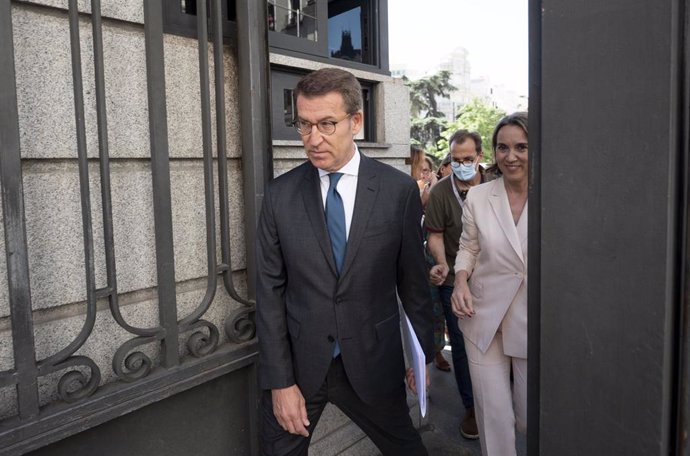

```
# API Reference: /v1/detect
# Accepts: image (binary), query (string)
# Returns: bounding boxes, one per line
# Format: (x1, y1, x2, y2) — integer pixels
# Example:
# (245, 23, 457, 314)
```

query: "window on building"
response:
(268, 0, 318, 41)
(268, 0, 388, 71)
(271, 68, 374, 141)
(328, 1, 368, 63)
(163, 0, 237, 40)
(163, 1, 388, 71)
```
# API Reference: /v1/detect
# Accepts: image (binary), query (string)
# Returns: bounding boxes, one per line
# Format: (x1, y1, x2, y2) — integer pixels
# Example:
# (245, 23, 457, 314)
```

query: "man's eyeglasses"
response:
(451, 157, 478, 166)
(292, 114, 352, 136)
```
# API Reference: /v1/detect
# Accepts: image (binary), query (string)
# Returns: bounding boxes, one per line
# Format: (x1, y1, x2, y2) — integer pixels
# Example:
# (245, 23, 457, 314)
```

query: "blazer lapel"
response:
(301, 164, 339, 276)
(339, 155, 378, 279)
(516, 199, 528, 260)
(488, 179, 525, 264)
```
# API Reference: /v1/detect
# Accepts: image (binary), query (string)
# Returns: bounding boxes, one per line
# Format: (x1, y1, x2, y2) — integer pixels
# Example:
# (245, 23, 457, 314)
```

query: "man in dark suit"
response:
(256, 68, 434, 456)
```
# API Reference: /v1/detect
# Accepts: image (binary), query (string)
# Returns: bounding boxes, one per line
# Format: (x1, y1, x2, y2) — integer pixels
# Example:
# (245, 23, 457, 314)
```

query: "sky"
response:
(387, 0, 529, 95)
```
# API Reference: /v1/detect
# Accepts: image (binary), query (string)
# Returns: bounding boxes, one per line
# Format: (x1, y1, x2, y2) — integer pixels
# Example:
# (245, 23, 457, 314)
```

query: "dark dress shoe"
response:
(460, 407, 479, 440)
(434, 351, 451, 372)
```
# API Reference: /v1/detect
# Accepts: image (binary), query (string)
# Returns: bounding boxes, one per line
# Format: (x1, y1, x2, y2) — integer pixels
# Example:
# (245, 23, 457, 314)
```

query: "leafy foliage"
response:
(410, 116, 448, 151)
(404, 71, 455, 155)
(405, 71, 506, 163)
(439, 98, 506, 162)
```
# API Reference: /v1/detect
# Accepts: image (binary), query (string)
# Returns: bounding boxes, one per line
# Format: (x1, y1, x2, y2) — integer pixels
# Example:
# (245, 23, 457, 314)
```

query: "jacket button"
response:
(327, 335, 335, 342)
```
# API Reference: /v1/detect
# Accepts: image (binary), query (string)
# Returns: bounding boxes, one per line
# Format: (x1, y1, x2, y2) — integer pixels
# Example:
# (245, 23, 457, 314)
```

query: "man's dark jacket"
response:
(256, 153, 434, 404)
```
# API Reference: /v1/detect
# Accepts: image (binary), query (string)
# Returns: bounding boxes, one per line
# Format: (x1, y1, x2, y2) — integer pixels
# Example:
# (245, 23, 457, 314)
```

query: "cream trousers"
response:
(464, 333, 527, 456)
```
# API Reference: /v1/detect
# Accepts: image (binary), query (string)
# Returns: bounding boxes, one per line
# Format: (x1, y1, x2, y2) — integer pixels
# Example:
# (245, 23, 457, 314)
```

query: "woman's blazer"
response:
(454, 177, 528, 358)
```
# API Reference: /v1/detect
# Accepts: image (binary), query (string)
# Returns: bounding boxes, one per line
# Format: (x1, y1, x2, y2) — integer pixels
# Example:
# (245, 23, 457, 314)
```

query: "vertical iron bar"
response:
(143, 0, 179, 367)
(39, 0, 100, 367)
(69, 0, 96, 345)
(0, 0, 40, 420)
(91, 0, 119, 317)
(236, 0, 273, 301)
(213, 0, 231, 287)
(69, 0, 97, 305)
(198, 0, 218, 304)
(212, 0, 252, 306)
(178, 0, 218, 328)
(93, 0, 154, 337)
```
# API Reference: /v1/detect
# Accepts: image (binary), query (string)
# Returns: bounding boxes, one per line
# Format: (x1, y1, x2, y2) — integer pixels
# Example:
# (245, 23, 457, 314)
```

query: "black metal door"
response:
(529, 0, 690, 454)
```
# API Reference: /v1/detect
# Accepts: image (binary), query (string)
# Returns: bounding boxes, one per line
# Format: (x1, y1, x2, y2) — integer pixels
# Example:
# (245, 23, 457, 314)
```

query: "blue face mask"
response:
(451, 161, 477, 181)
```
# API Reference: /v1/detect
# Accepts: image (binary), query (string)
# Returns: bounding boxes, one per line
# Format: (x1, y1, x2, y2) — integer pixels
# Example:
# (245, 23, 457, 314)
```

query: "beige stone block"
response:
(378, 79, 411, 148)
(0, 158, 245, 316)
(18, 0, 145, 24)
(12, 5, 240, 161)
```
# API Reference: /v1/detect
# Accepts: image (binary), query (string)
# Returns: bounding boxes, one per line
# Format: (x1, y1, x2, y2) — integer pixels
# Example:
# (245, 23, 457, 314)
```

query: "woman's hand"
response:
(451, 274, 475, 319)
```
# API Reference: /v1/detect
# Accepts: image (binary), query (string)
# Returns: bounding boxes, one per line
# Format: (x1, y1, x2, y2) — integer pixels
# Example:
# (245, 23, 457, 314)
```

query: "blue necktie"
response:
(326, 172, 346, 357)
(326, 173, 347, 275)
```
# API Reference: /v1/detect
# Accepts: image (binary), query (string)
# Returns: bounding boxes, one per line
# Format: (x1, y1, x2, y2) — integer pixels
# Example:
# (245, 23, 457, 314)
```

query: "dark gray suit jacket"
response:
(256, 153, 434, 404)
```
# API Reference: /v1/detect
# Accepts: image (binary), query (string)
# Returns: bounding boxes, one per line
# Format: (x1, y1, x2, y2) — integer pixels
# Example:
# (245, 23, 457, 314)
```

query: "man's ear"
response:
(350, 111, 363, 136)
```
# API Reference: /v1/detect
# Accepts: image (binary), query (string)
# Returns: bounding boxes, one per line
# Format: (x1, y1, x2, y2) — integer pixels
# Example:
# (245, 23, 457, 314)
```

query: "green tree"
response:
(405, 70, 456, 152)
(438, 98, 506, 162)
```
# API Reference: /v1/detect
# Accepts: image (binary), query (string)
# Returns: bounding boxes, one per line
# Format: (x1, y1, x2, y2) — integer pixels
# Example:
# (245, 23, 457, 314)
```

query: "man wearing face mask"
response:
(424, 129, 496, 440)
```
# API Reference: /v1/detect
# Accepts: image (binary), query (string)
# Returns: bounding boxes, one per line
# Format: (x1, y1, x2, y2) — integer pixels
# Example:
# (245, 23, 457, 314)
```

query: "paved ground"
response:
(416, 348, 526, 456)
(320, 347, 527, 455)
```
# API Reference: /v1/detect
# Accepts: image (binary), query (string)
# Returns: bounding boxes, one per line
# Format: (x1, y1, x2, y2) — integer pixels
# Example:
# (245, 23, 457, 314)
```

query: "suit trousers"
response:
(260, 356, 427, 456)
(464, 333, 527, 456)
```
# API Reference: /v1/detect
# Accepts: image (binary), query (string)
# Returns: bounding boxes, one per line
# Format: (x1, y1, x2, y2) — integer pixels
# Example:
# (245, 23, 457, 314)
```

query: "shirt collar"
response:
(318, 145, 360, 178)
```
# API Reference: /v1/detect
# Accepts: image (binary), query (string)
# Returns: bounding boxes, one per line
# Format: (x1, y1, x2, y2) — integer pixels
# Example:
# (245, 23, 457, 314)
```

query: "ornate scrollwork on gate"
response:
(224, 307, 256, 343)
(112, 336, 159, 383)
(185, 320, 220, 357)
(54, 356, 102, 403)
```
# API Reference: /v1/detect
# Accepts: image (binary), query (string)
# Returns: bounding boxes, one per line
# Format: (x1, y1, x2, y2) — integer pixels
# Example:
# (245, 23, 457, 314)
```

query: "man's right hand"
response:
(429, 263, 449, 285)
(272, 385, 310, 437)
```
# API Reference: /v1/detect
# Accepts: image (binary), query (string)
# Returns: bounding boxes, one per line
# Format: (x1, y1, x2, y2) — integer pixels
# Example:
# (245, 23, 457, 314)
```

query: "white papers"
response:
(401, 311, 427, 417)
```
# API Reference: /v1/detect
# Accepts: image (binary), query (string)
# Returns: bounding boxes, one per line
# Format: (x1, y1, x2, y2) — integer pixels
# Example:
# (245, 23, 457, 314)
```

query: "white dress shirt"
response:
(318, 147, 360, 240)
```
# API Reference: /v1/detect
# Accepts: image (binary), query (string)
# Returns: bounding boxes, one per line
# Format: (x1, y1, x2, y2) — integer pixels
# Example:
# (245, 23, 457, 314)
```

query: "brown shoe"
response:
(434, 351, 451, 372)
(460, 408, 479, 440)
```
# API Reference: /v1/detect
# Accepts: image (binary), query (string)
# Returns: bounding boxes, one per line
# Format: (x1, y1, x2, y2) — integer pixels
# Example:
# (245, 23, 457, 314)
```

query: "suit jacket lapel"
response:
(339, 155, 378, 279)
(489, 179, 525, 264)
(301, 164, 339, 276)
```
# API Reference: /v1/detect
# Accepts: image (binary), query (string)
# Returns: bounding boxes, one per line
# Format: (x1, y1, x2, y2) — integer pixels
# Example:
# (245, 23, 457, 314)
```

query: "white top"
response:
(318, 147, 360, 239)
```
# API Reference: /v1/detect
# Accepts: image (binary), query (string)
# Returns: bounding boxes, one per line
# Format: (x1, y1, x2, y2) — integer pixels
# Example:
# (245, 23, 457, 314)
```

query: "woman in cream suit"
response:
(451, 112, 528, 456)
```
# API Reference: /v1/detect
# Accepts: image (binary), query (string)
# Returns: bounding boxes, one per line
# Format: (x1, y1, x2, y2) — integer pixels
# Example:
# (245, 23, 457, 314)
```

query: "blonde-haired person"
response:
(451, 112, 529, 456)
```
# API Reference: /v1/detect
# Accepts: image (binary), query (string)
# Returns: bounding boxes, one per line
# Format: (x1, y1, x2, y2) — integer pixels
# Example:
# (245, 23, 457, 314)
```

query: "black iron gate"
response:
(0, 1, 268, 454)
